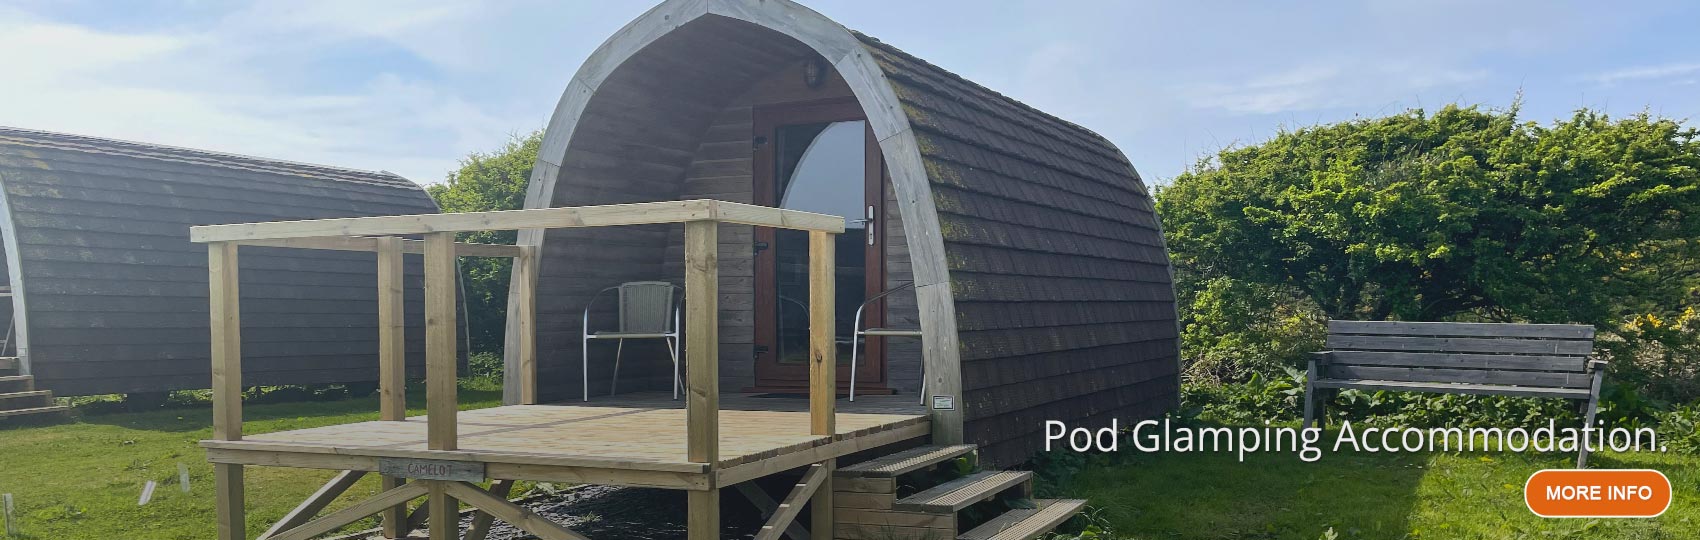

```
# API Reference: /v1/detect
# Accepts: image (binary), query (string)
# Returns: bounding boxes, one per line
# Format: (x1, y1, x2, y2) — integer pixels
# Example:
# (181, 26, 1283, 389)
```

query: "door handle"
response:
(863, 205, 875, 246)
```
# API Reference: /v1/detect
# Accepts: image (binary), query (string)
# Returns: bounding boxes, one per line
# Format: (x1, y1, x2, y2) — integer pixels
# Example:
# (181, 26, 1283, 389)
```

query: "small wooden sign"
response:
(378, 458, 486, 482)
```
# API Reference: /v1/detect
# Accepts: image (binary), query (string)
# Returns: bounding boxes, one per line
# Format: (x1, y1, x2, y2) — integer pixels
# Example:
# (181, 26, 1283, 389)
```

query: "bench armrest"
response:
(1308, 351, 1333, 365)
(1587, 359, 1609, 372)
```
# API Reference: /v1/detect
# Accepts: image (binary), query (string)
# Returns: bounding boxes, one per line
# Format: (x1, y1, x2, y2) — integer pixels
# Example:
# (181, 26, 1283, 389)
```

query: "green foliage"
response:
(1660, 400, 1700, 453)
(467, 351, 504, 380)
(1180, 368, 1307, 425)
(1159, 103, 1700, 404)
(425, 131, 541, 353)
(1179, 277, 1324, 383)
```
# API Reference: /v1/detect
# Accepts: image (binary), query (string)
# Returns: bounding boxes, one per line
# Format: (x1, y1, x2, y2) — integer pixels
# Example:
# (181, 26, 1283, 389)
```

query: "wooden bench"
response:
(1305, 320, 1605, 468)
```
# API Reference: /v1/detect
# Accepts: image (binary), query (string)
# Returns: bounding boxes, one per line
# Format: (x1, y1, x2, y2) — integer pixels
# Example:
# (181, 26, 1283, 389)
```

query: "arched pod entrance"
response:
(504, 0, 964, 442)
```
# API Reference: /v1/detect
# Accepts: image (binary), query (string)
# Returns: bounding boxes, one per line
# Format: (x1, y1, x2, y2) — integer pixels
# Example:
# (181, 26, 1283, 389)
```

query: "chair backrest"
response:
(617, 281, 677, 334)
(1323, 320, 1597, 388)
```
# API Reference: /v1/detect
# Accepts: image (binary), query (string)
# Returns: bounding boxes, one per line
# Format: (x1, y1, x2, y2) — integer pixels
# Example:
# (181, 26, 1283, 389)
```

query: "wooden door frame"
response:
(750, 98, 888, 391)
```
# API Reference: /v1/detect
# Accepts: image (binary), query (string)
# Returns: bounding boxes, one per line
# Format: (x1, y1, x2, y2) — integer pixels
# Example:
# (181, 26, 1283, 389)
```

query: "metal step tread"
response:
(838, 445, 977, 478)
(896, 470, 1032, 513)
(0, 405, 69, 418)
(0, 390, 51, 400)
(958, 499, 1088, 540)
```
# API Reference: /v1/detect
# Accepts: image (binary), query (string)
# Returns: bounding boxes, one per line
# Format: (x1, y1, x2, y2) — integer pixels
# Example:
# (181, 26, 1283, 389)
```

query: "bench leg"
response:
(1577, 395, 1600, 469)
(1303, 379, 1317, 430)
(1577, 369, 1605, 469)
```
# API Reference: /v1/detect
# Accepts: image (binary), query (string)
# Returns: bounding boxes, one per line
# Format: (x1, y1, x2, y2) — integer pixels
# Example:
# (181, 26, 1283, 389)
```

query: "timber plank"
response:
(1328, 320, 1594, 339)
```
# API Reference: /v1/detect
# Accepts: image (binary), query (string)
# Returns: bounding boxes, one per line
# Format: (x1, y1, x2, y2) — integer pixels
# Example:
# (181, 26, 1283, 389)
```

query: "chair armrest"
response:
(581, 286, 620, 333)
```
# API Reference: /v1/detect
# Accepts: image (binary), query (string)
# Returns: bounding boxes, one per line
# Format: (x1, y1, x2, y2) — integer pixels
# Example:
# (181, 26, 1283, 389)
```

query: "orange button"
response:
(1525, 469, 1672, 518)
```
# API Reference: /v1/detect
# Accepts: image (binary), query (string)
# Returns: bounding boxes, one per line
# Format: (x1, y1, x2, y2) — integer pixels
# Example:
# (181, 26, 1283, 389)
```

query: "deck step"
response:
(0, 405, 69, 419)
(0, 375, 31, 392)
(895, 470, 1032, 513)
(0, 390, 51, 403)
(958, 499, 1087, 540)
(838, 444, 977, 478)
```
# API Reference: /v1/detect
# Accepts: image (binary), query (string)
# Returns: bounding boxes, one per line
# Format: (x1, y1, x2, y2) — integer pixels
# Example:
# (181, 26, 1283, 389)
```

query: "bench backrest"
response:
(1323, 320, 1597, 389)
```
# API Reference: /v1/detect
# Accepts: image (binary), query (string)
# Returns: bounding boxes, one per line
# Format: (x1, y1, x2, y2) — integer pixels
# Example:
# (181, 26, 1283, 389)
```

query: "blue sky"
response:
(2, 0, 1696, 185)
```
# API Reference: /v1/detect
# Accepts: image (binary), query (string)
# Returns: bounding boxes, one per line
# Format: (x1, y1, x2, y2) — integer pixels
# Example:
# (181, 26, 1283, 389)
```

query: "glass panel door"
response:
(751, 99, 885, 390)
(771, 120, 867, 367)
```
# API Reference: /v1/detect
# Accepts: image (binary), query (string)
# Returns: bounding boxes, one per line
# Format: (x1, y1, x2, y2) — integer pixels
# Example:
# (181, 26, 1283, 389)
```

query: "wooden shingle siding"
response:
(856, 35, 1180, 467)
(0, 127, 452, 396)
(530, 17, 816, 401)
(519, 7, 1178, 466)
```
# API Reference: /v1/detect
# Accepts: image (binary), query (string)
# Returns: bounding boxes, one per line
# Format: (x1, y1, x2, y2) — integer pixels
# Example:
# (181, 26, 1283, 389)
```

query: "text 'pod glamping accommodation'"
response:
(0, 127, 456, 417)
(507, 0, 1181, 467)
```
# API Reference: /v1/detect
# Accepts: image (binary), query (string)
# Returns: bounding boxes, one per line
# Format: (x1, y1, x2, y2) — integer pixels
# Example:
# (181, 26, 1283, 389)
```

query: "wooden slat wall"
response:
(856, 37, 1181, 467)
(656, 60, 923, 394)
(0, 127, 454, 396)
(531, 17, 824, 401)
(525, 16, 1180, 467)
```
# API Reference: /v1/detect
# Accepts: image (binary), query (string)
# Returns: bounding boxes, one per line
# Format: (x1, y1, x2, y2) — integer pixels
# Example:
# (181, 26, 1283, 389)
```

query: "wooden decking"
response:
(203, 392, 926, 490)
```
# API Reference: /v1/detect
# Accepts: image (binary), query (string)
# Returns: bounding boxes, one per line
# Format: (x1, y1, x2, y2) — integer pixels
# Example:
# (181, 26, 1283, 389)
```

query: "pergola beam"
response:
(191, 199, 844, 242)
(234, 236, 524, 257)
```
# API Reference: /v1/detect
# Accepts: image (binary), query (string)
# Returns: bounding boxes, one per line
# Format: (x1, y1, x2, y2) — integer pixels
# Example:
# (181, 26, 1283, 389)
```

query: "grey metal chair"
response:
(582, 281, 682, 402)
(849, 282, 923, 402)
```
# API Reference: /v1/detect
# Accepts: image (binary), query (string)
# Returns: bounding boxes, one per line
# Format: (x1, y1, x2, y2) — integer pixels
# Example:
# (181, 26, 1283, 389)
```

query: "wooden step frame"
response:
(957, 499, 1087, 540)
(837, 445, 975, 478)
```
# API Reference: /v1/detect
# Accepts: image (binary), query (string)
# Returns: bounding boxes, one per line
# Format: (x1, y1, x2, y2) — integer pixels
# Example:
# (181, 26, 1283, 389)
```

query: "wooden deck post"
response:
(514, 245, 539, 405)
(684, 220, 719, 540)
(375, 236, 408, 539)
(423, 233, 458, 540)
(377, 236, 407, 421)
(209, 241, 245, 540)
(423, 232, 458, 450)
(807, 230, 835, 538)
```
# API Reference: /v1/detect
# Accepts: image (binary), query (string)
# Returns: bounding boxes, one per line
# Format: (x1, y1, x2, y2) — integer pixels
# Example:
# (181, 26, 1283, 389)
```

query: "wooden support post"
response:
(464, 480, 515, 540)
(685, 220, 720, 540)
(377, 237, 406, 421)
(807, 230, 835, 436)
(376, 237, 409, 539)
(684, 221, 719, 466)
(424, 232, 458, 451)
(807, 231, 836, 540)
(754, 463, 827, 540)
(380, 477, 408, 539)
(514, 245, 539, 405)
(209, 241, 246, 540)
(428, 481, 456, 540)
(688, 490, 719, 540)
(810, 458, 834, 540)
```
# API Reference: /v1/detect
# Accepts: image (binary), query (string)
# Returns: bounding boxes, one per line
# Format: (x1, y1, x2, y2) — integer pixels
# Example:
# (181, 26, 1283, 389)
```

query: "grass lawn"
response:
(0, 380, 505, 540)
(1049, 425, 1699, 540)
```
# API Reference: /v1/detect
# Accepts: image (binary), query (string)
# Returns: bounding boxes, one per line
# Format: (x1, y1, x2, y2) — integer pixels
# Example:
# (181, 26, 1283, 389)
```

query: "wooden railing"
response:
(191, 199, 845, 539)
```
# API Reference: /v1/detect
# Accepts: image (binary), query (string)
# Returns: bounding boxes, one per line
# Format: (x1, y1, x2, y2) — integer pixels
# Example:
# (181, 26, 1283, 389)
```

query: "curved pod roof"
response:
(515, 0, 1179, 464)
(0, 127, 450, 395)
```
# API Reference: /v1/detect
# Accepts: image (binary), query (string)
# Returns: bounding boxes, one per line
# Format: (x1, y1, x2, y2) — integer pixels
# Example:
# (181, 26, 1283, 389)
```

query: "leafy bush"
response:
(468, 351, 504, 379)
(1181, 368, 1307, 424)
(426, 131, 539, 355)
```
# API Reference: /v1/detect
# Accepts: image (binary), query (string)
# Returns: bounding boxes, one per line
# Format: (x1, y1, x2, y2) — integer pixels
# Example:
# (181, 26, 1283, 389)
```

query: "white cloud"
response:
(1589, 62, 1700, 85)
(1183, 62, 1488, 115)
(0, 3, 523, 184)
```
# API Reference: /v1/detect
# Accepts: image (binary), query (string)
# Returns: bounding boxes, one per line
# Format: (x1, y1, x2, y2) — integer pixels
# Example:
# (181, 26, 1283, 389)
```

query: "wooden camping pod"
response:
(0, 126, 464, 396)
(506, 0, 1181, 466)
